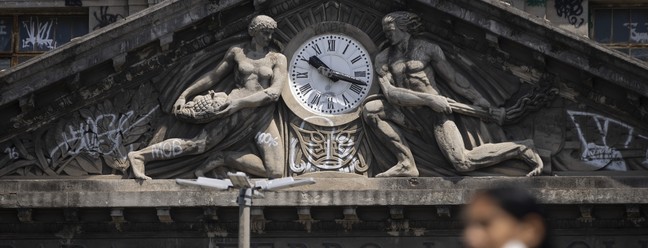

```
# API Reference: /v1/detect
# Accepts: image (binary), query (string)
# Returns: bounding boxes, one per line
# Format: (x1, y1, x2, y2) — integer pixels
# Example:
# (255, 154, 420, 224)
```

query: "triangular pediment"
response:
(0, 0, 646, 178)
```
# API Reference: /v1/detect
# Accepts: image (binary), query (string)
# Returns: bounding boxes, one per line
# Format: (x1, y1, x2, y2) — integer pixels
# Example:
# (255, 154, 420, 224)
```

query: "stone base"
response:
(0, 177, 646, 248)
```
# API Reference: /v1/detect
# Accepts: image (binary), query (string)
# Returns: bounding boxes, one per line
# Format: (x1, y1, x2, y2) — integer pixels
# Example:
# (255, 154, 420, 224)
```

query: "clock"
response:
(282, 22, 378, 127)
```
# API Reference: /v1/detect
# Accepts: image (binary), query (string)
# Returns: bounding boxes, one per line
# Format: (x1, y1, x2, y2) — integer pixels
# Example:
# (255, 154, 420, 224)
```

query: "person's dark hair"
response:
(477, 186, 550, 248)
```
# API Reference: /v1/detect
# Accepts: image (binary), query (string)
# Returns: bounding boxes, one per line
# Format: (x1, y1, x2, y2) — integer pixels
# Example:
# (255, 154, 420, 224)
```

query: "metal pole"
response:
(237, 187, 252, 248)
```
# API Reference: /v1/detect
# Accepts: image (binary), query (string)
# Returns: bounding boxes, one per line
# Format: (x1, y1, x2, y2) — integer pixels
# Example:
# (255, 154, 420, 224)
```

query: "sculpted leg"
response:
(195, 121, 283, 179)
(256, 119, 285, 178)
(128, 138, 207, 180)
(434, 117, 543, 176)
(362, 100, 419, 177)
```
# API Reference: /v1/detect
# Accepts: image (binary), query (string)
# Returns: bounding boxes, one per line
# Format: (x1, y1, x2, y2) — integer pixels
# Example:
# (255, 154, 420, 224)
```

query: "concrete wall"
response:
(0, 0, 159, 32)
(504, 0, 589, 37)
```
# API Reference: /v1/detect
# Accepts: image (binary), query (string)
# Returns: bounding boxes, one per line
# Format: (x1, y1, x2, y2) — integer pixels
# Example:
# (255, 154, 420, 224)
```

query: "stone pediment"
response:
(0, 0, 646, 179)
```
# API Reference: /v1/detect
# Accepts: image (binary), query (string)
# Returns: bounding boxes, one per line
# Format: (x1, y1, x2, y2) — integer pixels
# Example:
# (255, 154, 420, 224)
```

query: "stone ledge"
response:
(0, 176, 646, 208)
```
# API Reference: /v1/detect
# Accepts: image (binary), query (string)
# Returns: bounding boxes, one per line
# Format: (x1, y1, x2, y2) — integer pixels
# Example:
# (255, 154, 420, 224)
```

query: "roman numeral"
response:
(342, 42, 350, 55)
(350, 84, 363, 95)
(299, 83, 312, 95)
(351, 56, 362, 64)
(327, 97, 334, 110)
(310, 92, 322, 105)
(312, 44, 322, 55)
(296, 72, 308, 79)
(342, 94, 351, 105)
(328, 40, 335, 51)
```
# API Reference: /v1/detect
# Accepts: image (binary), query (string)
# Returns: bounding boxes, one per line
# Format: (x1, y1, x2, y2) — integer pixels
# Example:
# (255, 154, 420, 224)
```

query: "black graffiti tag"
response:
(555, 0, 584, 28)
(93, 6, 124, 30)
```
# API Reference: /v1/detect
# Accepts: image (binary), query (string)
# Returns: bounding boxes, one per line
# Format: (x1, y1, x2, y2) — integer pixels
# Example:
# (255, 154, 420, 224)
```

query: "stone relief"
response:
(128, 15, 287, 180)
(0, 5, 647, 179)
(362, 11, 543, 177)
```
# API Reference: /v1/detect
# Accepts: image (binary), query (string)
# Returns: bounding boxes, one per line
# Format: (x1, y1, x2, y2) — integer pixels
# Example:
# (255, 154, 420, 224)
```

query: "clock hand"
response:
(318, 67, 368, 86)
(308, 56, 339, 82)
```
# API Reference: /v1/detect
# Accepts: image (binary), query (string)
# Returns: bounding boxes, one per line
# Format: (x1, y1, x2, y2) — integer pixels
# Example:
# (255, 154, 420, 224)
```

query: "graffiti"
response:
(0, 20, 7, 35)
(555, 0, 584, 28)
(256, 132, 279, 147)
(65, 0, 82, 6)
(4, 147, 19, 160)
(49, 106, 159, 159)
(21, 17, 57, 50)
(93, 6, 124, 30)
(567, 110, 648, 171)
(526, 0, 546, 7)
(623, 23, 648, 43)
(152, 140, 183, 159)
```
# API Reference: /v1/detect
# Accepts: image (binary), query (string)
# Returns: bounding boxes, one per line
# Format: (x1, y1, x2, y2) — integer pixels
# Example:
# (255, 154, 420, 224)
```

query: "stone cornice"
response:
(411, 0, 648, 97)
(1, 177, 646, 208)
(0, 0, 247, 106)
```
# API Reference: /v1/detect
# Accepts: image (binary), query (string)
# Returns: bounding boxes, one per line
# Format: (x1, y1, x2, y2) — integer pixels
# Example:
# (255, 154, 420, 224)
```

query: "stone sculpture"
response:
(128, 15, 287, 180)
(362, 11, 544, 177)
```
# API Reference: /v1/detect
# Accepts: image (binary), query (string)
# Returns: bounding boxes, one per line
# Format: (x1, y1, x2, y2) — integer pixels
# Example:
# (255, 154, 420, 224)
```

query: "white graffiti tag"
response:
(152, 140, 183, 159)
(567, 110, 648, 171)
(21, 17, 57, 50)
(623, 23, 648, 43)
(4, 147, 19, 160)
(49, 106, 159, 159)
(256, 132, 279, 147)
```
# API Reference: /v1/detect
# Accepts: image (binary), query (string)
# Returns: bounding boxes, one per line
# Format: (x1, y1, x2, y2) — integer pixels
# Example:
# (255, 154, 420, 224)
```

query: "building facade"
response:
(0, 0, 647, 247)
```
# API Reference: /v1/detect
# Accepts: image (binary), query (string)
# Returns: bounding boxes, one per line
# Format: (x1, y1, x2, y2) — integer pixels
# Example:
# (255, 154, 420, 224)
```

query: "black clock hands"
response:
(307, 56, 338, 82)
(307, 56, 368, 86)
(318, 67, 368, 86)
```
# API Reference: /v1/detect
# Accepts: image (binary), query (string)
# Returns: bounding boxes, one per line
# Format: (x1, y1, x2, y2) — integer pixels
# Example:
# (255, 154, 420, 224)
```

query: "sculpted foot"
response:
(128, 152, 152, 180)
(376, 162, 419, 177)
(521, 146, 543, 177)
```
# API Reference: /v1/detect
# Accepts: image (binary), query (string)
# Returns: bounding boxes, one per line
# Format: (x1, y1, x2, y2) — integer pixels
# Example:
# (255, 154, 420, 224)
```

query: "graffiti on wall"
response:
(0, 84, 160, 177)
(623, 23, 648, 43)
(93, 6, 124, 30)
(21, 17, 57, 50)
(48, 106, 159, 160)
(566, 110, 648, 171)
(555, 0, 585, 28)
(65, 0, 83, 7)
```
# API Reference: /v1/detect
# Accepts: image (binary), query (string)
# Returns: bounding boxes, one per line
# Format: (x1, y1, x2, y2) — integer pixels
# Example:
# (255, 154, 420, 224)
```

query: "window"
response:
(0, 13, 88, 70)
(591, 8, 648, 61)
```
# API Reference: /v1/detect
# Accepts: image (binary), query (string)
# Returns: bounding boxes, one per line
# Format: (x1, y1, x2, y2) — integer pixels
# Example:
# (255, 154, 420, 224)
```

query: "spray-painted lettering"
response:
(152, 140, 183, 159)
(4, 147, 19, 160)
(567, 110, 648, 171)
(256, 132, 279, 147)
(21, 17, 57, 50)
(49, 106, 159, 159)
(623, 23, 648, 43)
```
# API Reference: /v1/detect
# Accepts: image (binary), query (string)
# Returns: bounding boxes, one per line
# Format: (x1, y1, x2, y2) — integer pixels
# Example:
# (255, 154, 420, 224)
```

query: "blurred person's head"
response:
(463, 186, 548, 248)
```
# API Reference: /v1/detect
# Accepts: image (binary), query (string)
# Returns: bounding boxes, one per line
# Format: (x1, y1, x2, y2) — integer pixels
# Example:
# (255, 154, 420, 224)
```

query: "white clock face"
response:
(288, 34, 373, 115)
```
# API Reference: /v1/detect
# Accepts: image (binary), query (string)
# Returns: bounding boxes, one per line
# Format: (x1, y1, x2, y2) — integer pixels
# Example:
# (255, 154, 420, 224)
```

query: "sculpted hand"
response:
(212, 100, 237, 119)
(427, 94, 452, 114)
(473, 98, 491, 109)
(173, 97, 186, 113)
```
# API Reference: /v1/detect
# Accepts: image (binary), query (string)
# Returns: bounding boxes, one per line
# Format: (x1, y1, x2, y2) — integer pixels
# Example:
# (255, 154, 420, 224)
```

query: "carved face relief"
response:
(382, 23, 407, 45)
(291, 123, 363, 170)
(252, 28, 274, 47)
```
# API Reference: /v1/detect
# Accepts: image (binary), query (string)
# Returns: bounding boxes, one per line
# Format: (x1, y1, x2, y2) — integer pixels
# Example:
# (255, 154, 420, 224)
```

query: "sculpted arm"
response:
(375, 51, 452, 113)
(178, 47, 236, 101)
(428, 44, 490, 108)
